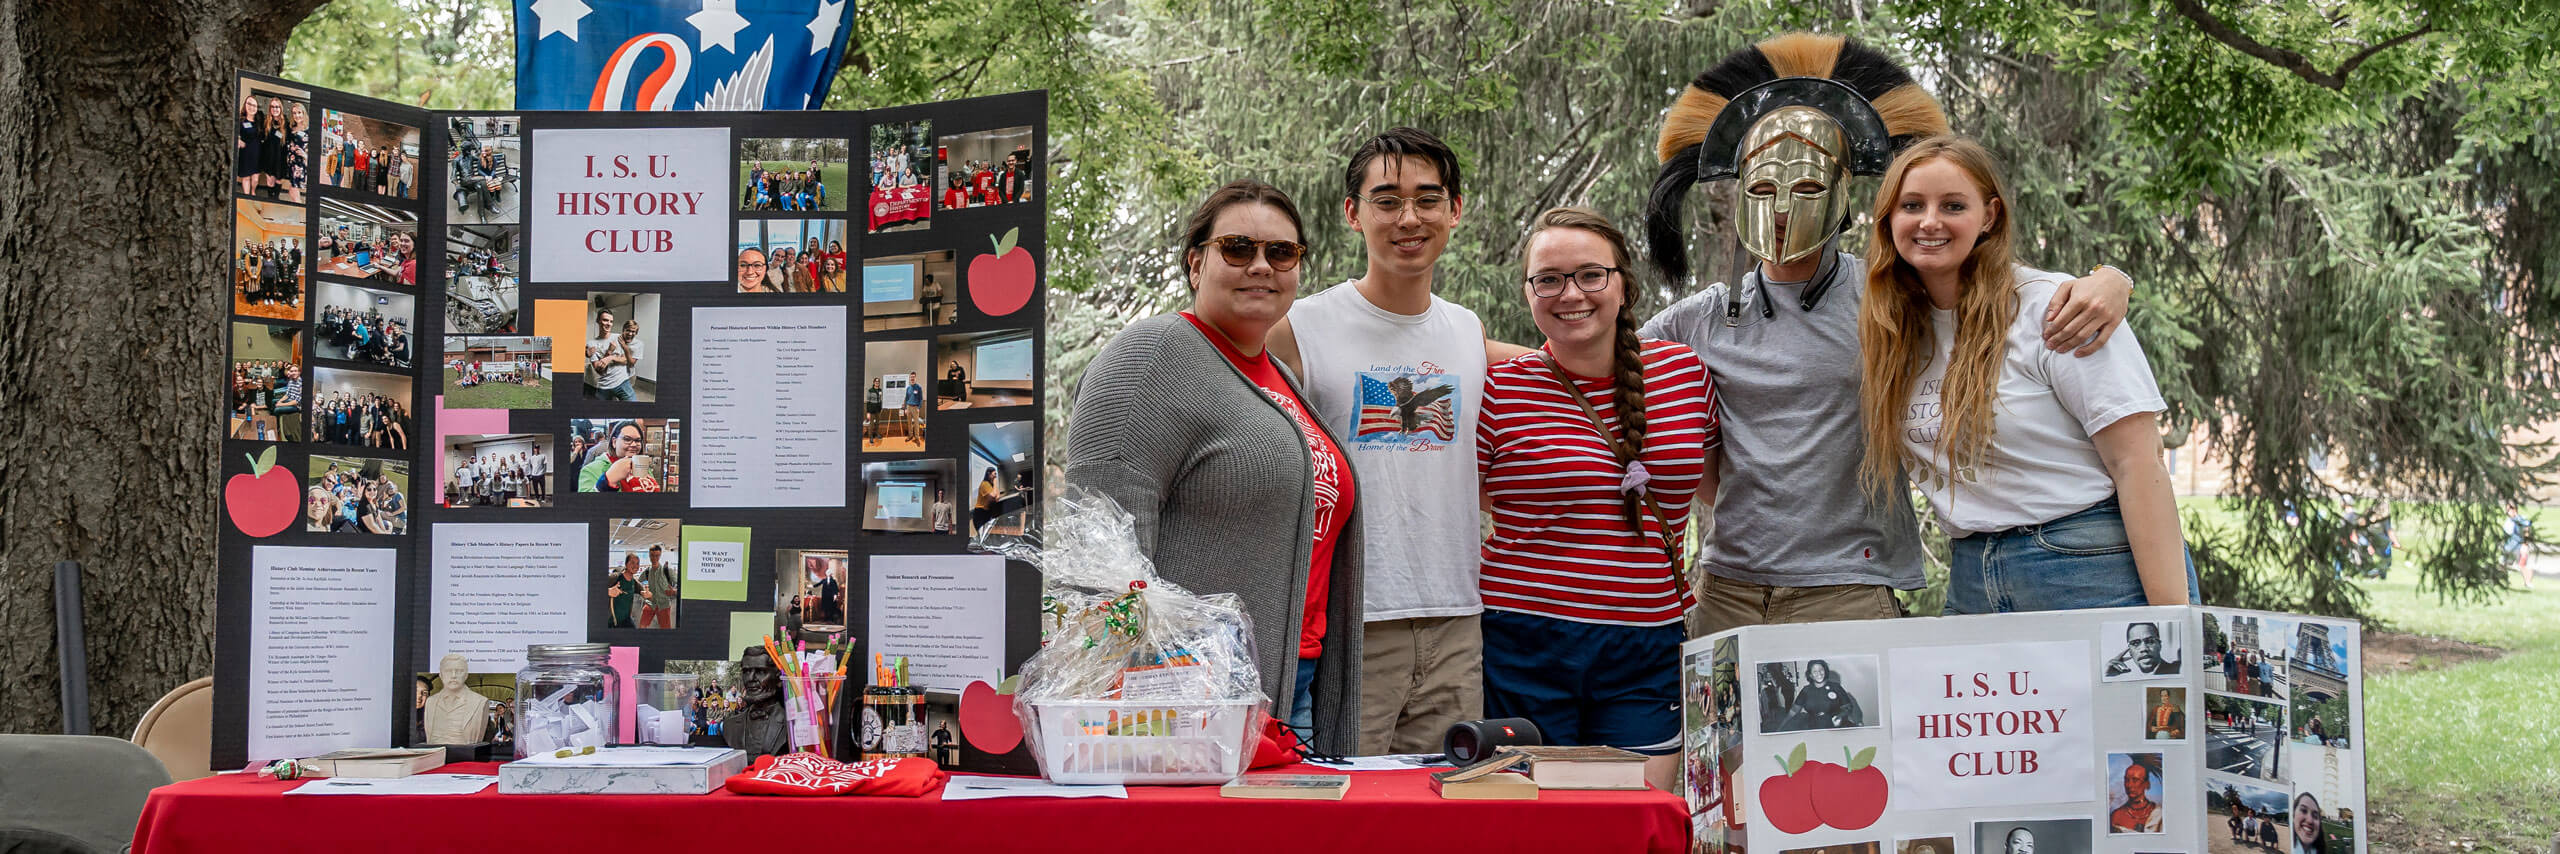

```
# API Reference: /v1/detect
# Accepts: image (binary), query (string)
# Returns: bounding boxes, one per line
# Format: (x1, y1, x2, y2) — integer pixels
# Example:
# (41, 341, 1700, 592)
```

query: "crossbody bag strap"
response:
(1541, 355, 1683, 573)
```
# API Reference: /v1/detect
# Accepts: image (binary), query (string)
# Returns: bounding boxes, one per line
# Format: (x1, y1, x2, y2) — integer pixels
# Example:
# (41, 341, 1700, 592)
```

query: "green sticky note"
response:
(681, 525, 752, 602)
(728, 611, 775, 663)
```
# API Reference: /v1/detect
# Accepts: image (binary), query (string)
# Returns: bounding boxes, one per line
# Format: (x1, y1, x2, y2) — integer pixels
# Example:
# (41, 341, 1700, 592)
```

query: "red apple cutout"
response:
(225, 447, 298, 537)
(1812, 746, 1890, 830)
(960, 678, 1024, 755)
(1757, 743, 1824, 834)
(967, 227, 1037, 317)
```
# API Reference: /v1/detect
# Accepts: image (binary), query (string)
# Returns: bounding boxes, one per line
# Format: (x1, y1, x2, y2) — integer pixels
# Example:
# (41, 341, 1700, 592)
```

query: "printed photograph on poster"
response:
(233, 198, 305, 321)
(1709, 635, 1739, 750)
(863, 339, 930, 453)
(2202, 611, 2290, 699)
(447, 226, 521, 334)
(1894, 838, 1956, 854)
(861, 250, 958, 330)
(739, 137, 849, 212)
(568, 417, 679, 493)
(411, 665, 513, 750)
(2285, 621, 2352, 749)
(776, 548, 850, 640)
(235, 79, 311, 204)
(735, 218, 848, 293)
(2292, 787, 2352, 854)
(936, 125, 1035, 210)
(1973, 818, 2092, 854)
(1778, 844, 1878, 854)
(581, 292, 660, 401)
(313, 281, 417, 368)
(2144, 686, 2189, 741)
(315, 199, 419, 285)
(868, 119, 933, 232)
(2105, 752, 2168, 834)
(305, 454, 410, 534)
(441, 433, 553, 509)
(966, 421, 1037, 538)
(306, 367, 413, 450)
(2204, 693, 2286, 781)
(230, 321, 304, 442)
(663, 659, 738, 740)
(446, 115, 522, 224)
(604, 518, 681, 629)
(2287, 749, 2361, 854)
(2103, 618, 2183, 680)
(863, 459, 960, 535)
(322, 110, 422, 200)
(2206, 776, 2292, 853)
(442, 336, 551, 409)
(1757, 655, 1879, 733)
(933, 329, 1035, 409)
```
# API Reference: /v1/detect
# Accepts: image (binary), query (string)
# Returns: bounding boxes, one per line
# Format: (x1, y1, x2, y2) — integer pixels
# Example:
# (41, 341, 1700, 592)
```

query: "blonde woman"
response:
(1856, 136, 2193, 613)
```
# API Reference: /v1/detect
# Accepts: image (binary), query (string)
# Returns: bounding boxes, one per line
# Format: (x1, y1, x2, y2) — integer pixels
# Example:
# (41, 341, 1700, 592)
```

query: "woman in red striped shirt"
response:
(1477, 207, 1719, 750)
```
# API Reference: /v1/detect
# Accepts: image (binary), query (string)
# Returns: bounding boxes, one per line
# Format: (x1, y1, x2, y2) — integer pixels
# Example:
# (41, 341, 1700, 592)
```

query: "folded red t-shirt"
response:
(723, 754, 947, 797)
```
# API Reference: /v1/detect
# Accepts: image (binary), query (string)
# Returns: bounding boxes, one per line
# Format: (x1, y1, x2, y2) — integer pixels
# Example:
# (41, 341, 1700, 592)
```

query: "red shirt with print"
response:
(1181, 311, 1352, 659)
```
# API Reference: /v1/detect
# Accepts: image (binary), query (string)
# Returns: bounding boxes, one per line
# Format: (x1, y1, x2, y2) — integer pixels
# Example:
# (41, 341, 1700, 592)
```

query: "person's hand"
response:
(2043, 267, 2133, 355)
(608, 585, 623, 598)
(606, 455, 635, 488)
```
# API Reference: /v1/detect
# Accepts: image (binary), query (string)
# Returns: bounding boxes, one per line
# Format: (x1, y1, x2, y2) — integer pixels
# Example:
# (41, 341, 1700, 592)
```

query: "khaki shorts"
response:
(1693, 575, 1904, 637)
(1358, 614, 1484, 755)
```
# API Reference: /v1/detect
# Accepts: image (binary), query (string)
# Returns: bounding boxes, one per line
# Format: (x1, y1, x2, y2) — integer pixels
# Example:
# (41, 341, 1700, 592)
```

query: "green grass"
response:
(442, 369, 552, 409)
(733, 160, 850, 212)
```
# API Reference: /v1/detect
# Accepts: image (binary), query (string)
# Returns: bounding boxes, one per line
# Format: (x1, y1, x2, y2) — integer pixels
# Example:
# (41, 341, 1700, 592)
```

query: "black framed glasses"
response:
(1202, 234, 1307, 272)
(1526, 265, 1618, 297)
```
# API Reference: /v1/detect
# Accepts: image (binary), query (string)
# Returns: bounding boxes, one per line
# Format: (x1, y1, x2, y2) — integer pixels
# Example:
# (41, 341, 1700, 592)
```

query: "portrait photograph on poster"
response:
(861, 250, 958, 331)
(2289, 762, 2361, 854)
(2103, 618, 2184, 680)
(735, 218, 849, 293)
(235, 78, 311, 204)
(2206, 776, 2293, 854)
(305, 367, 412, 450)
(1973, 818, 2092, 854)
(304, 454, 410, 535)
(581, 292, 660, 401)
(2205, 692, 2287, 781)
(2286, 622, 2352, 749)
(1756, 655, 1880, 734)
(933, 328, 1035, 409)
(441, 335, 551, 409)
(1894, 837, 1956, 854)
(445, 114, 521, 224)
(2144, 686, 2189, 741)
(867, 119, 933, 232)
(447, 226, 521, 334)
(935, 125, 1035, 210)
(604, 518, 681, 630)
(440, 432, 553, 508)
(776, 548, 850, 639)
(321, 110, 422, 200)
(568, 417, 679, 493)
(312, 281, 417, 368)
(1778, 843, 1878, 854)
(965, 420, 1036, 538)
(663, 659, 738, 740)
(410, 667, 513, 750)
(233, 198, 305, 321)
(315, 198, 419, 285)
(863, 339, 930, 453)
(862, 459, 959, 535)
(739, 137, 849, 212)
(229, 322, 303, 442)
(2203, 611, 2291, 699)
(2105, 752, 2169, 834)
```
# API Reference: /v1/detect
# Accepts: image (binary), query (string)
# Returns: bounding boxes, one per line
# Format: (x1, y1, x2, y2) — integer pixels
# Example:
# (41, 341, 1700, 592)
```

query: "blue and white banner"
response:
(515, 0, 857, 111)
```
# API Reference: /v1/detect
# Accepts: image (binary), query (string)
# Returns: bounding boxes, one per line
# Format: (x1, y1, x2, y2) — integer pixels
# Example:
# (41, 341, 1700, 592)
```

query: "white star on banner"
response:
(530, 0, 592, 41)
(807, 0, 847, 55)
(687, 0, 751, 54)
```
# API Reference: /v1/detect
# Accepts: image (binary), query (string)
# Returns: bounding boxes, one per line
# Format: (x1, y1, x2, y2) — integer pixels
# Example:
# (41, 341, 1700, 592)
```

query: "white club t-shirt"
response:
(1899, 266, 2166, 535)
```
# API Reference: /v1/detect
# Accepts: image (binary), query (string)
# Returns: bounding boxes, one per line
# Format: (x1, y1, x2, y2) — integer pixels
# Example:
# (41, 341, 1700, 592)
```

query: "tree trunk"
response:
(0, 0, 324, 736)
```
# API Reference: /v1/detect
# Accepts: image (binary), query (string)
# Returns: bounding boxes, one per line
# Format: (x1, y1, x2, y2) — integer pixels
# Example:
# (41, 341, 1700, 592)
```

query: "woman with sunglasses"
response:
(1477, 207, 1717, 750)
(1065, 179, 1365, 756)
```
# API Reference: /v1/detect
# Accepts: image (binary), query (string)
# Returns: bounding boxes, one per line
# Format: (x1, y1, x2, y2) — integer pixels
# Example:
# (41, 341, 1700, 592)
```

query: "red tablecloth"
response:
(868, 185, 930, 230)
(134, 762, 1686, 853)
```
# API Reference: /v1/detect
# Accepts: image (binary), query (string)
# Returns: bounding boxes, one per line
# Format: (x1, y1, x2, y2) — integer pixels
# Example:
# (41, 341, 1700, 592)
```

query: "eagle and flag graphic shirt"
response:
(515, 0, 859, 111)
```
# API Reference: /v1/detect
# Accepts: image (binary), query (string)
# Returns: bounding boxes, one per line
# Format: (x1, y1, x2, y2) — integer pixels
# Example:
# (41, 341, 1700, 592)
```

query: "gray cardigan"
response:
(1063, 312, 1365, 756)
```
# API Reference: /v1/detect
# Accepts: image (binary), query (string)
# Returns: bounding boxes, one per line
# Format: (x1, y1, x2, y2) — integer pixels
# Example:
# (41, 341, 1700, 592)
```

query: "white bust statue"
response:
(422, 653, 490, 744)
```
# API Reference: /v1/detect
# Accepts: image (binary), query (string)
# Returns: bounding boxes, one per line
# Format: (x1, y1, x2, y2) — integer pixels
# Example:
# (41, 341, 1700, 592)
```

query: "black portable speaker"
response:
(1441, 717, 1543, 764)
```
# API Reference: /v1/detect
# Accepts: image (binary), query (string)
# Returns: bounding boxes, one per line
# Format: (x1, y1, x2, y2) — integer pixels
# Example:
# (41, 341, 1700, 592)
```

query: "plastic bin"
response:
(1024, 697, 1266, 785)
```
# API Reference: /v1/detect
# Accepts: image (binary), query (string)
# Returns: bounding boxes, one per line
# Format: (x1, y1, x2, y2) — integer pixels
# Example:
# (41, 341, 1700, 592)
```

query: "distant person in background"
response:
(919, 273, 944, 323)
(638, 544, 678, 629)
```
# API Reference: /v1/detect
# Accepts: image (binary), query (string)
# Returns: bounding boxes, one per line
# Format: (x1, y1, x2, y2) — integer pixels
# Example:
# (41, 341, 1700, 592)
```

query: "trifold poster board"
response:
(215, 71, 1049, 771)
(1681, 606, 2366, 854)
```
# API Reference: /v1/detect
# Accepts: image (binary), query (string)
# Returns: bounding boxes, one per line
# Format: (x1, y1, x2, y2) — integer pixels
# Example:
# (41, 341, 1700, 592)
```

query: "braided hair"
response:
(1527, 207, 1650, 524)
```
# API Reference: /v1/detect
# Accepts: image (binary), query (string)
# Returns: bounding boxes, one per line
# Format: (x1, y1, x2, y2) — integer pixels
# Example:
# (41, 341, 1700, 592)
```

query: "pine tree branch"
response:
(2166, 0, 2434, 90)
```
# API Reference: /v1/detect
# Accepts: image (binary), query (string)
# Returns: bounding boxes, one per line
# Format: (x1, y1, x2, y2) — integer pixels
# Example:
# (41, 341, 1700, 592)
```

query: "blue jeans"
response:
(1946, 497, 2201, 614)
(1288, 657, 1319, 734)
(598, 378, 637, 401)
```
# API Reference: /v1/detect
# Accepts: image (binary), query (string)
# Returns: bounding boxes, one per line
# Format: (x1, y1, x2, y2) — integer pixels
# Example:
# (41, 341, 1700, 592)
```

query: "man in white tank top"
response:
(1269, 128, 1530, 754)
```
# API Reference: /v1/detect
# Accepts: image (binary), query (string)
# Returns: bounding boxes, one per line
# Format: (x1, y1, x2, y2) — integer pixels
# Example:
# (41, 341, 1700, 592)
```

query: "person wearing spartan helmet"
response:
(1638, 33, 2137, 633)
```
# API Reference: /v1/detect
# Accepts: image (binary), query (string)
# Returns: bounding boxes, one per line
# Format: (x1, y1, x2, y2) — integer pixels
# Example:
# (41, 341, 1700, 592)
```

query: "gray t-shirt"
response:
(1640, 250, 1925, 589)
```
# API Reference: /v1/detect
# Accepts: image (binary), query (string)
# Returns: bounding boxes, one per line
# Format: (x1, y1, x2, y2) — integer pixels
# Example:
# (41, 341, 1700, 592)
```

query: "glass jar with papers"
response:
(515, 643, 622, 759)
